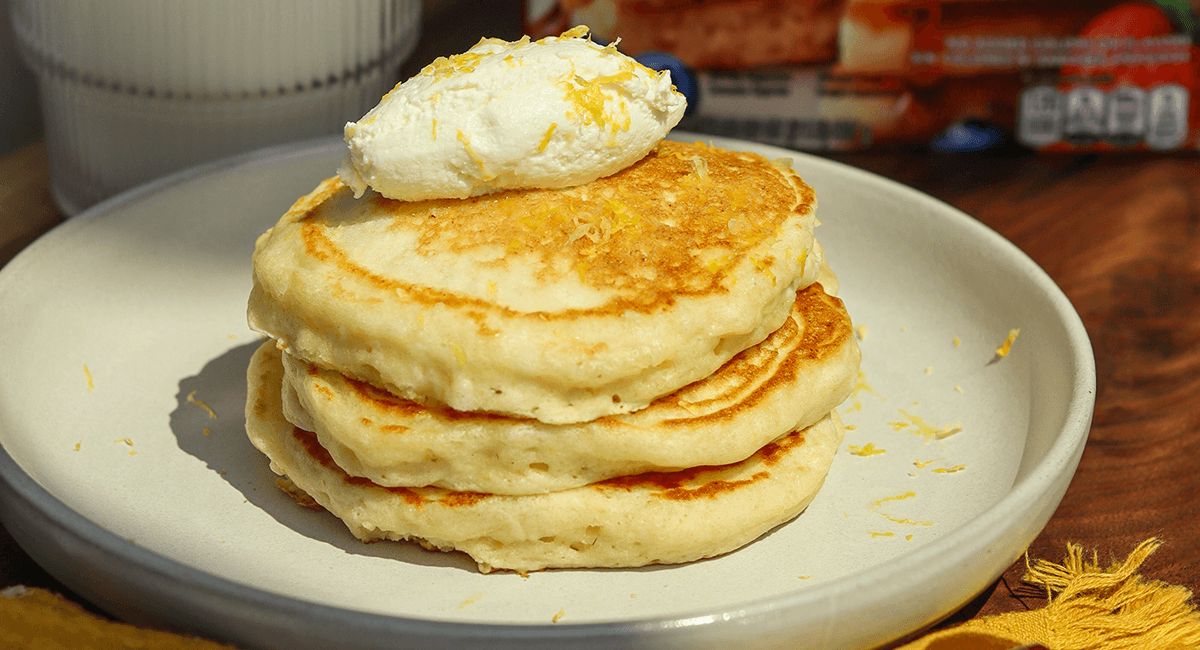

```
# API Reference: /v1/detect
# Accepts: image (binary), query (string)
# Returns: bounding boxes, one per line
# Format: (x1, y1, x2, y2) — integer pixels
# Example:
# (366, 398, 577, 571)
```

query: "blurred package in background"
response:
(526, 0, 1199, 152)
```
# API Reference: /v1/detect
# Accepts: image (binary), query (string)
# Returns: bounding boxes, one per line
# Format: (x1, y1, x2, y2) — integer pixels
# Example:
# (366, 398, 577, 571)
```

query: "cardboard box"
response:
(525, 0, 1199, 151)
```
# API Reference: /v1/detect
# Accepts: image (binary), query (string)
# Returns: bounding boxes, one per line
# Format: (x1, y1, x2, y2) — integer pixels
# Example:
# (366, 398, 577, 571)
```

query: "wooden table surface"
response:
(3, 4, 1199, 645)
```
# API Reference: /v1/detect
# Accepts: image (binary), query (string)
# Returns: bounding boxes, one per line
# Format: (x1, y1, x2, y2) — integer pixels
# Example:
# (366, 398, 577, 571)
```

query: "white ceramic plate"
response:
(0, 135, 1094, 650)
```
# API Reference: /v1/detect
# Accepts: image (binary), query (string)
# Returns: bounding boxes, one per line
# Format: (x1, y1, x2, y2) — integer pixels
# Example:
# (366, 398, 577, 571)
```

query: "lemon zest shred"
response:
(848, 442, 886, 457)
(872, 491, 916, 507)
(894, 409, 962, 442)
(456, 130, 488, 177)
(187, 390, 218, 419)
(995, 328, 1020, 357)
(881, 514, 935, 527)
(560, 25, 589, 39)
(539, 123, 558, 152)
(420, 50, 487, 80)
(932, 464, 967, 474)
(558, 65, 634, 132)
(869, 491, 935, 527)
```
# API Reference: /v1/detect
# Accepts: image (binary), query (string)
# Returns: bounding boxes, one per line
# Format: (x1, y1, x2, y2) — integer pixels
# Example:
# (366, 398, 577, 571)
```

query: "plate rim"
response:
(0, 134, 1096, 650)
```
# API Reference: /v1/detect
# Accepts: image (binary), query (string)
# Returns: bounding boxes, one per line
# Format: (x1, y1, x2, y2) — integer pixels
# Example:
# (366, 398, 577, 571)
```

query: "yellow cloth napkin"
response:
(0, 585, 239, 649)
(898, 539, 1200, 650)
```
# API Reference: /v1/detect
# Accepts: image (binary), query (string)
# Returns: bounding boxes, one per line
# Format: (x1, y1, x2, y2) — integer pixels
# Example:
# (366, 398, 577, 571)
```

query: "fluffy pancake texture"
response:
(246, 342, 845, 573)
(277, 282, 859, 494)
(249, 140, 823, 424)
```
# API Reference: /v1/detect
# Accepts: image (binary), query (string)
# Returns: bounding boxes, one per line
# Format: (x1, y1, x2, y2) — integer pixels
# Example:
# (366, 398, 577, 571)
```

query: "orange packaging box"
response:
(525, 0, 1199, 152)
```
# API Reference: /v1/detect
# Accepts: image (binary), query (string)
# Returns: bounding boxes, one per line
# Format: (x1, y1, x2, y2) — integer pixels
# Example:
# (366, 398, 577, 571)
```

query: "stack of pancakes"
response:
(245, 140, 861, 573)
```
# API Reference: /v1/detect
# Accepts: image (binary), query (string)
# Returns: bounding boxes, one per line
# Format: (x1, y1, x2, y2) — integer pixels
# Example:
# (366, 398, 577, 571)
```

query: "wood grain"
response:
(0, 141, 59, 268)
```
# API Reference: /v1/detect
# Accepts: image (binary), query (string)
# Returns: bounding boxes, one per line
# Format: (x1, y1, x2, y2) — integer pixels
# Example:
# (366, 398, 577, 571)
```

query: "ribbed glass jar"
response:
(10, 0, 421, 215)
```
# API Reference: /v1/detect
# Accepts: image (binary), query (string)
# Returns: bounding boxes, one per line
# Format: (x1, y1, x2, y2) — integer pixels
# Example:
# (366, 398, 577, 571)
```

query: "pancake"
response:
(277, 282, 859, 494)
(246, 342, 845, 573)
(248, 140, 823, 424)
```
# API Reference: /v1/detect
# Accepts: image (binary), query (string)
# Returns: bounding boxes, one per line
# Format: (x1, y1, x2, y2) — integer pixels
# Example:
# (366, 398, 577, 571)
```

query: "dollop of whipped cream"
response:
(337, 26, 687, 201)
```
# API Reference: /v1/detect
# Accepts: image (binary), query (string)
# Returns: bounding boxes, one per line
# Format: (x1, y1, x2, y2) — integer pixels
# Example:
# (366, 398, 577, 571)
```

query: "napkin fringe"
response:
(896, 539, 1200, 650)
(1021, 538, 1200, 650)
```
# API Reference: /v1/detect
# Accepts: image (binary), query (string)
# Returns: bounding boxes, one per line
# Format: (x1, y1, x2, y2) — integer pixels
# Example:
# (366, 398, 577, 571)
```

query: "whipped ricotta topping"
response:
(337, 26, 687, 201)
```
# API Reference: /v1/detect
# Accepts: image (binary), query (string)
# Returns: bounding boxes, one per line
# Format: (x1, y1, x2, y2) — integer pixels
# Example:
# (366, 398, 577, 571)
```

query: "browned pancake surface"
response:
(276, 283, 860, 494)
(299, 140, 815, 317)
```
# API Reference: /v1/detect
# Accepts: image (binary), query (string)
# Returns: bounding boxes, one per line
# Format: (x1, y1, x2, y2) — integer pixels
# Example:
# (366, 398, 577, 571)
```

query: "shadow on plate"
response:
(166, 341, 479, 573)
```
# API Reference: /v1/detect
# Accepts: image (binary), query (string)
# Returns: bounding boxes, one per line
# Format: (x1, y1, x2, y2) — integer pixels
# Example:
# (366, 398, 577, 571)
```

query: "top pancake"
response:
(248, 141, 822, 424)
